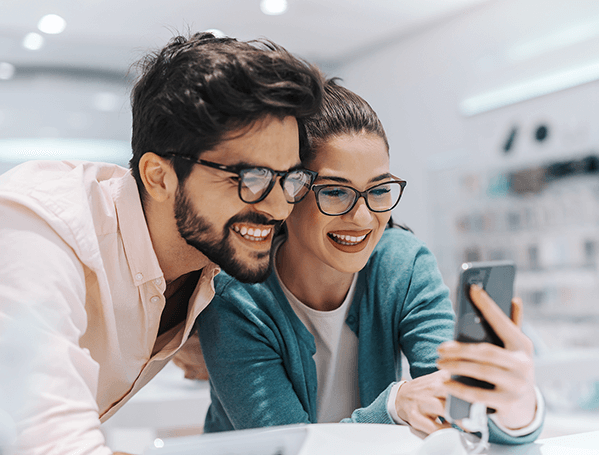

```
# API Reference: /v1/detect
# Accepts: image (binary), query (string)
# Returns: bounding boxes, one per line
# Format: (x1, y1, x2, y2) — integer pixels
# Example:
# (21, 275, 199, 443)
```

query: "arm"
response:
(197, 289, 314, 431)
(171, 329, 210, 380)
(0, 203, 112, 455)
(390, 242, 455, 434)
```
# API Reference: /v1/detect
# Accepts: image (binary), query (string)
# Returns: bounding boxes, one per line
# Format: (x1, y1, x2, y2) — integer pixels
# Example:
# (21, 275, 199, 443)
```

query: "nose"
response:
(344, 196, 373, 225)
(252, 177, 294, 221)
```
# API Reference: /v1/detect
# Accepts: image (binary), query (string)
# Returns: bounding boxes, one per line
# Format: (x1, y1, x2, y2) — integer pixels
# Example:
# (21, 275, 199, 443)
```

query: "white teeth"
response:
(329, 233, 367, 246)
(233, 225, 272, 242)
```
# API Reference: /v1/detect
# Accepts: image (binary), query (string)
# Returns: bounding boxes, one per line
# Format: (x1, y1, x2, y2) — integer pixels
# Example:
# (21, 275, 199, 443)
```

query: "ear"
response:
(139, 152, 178, 203)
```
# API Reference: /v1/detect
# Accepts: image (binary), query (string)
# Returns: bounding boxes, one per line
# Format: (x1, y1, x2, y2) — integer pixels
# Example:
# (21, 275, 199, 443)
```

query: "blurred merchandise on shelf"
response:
(431, 77, 599, 354)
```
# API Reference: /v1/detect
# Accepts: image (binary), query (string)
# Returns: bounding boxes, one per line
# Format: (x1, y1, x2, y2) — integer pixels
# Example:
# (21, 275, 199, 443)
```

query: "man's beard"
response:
(174, 186, 282, 283)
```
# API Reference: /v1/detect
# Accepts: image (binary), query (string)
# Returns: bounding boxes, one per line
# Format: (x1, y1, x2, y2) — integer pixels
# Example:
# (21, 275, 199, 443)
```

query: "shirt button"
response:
(154, 278, 163, 286)
(150, 296, 161, 304)
(135, 273, 143, 281)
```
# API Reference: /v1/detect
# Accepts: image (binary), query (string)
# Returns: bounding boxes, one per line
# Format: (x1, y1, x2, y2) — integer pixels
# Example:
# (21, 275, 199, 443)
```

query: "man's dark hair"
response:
(129, 31, 323, 199)
(301, 78, 388, 165)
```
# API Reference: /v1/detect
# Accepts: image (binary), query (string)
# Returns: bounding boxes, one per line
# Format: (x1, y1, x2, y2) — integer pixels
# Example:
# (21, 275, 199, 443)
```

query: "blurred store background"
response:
(2, 0, 599, 452)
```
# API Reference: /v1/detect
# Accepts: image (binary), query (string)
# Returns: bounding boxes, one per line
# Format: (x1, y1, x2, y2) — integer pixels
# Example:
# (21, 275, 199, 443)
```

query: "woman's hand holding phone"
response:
(436, 285, 537, 431)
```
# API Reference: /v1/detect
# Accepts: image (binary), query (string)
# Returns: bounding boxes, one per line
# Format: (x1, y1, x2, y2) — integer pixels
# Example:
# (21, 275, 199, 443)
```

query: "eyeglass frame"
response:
(160, 152, 318, 204)
(311, 178, 407, 216)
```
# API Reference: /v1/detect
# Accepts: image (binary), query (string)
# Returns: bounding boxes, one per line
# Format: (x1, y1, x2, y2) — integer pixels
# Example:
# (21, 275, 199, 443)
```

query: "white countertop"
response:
(144, 423, 599, 455)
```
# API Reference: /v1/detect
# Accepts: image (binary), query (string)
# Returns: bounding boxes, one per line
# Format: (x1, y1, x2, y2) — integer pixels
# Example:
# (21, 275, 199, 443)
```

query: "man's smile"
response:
(232, 223, 273, 242)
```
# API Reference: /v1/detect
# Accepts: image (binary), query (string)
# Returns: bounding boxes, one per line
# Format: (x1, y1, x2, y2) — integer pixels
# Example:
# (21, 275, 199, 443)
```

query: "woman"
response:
(196, 79, 542, 444)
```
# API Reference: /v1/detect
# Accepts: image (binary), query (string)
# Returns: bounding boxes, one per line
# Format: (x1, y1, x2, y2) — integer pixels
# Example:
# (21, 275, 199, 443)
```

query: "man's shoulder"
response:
(0, 160, 132, 263)
(0, 160, 127, 191)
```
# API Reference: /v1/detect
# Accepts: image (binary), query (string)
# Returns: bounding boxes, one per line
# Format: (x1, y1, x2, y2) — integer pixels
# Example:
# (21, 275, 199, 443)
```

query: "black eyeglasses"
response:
(311, 179, 407, 216)
(163, 152, 318, 204)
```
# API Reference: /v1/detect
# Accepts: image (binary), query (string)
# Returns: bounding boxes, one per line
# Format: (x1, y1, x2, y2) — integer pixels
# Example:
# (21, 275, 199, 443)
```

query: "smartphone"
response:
(445, 260, 516, 422)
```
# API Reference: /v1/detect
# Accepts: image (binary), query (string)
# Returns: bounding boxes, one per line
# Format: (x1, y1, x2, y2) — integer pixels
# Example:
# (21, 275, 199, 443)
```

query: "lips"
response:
(327, 229, 371, 252)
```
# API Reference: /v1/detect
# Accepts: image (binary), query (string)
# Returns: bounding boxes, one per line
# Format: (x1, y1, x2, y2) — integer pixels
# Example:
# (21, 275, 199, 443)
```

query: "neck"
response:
(276, 238, 354, 312)
(144, 197, 212, 284)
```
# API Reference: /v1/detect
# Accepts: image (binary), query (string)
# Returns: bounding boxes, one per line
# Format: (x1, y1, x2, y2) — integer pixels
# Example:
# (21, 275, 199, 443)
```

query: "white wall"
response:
(335, 0, 599, 250)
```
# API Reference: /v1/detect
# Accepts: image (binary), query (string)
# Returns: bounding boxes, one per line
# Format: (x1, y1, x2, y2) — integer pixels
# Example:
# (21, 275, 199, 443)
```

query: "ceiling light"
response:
(22, 33, 44, 51)
(0, 62, 15, 80)
(260, 0, 288, 16)
(38, 14, 67, 35)
(460, 61, 599, 116)
(507, 18, 599, 62)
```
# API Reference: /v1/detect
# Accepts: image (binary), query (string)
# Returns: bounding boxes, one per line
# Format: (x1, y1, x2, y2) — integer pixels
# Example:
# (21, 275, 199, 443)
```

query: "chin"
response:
(224, 258, 272, 284)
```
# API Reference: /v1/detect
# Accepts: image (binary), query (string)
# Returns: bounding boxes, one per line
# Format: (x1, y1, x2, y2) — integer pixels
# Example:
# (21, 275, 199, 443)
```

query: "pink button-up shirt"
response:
(0, 160, 219, 454)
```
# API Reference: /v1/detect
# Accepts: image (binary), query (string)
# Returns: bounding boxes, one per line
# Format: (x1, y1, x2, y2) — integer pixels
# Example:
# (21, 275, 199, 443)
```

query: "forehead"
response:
(200, 115, 300, 169)
(311, 133, 390, 183)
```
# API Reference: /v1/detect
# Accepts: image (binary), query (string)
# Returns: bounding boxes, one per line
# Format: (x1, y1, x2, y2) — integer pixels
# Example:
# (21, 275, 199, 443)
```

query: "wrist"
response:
(394, 380, 408, 423)
(495, 386, 538, 430)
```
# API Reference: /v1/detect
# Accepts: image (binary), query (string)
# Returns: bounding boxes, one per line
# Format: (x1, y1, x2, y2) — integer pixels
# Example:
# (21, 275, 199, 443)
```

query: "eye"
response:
(320, 187, 350, 199)
(370, 186, 391, 197)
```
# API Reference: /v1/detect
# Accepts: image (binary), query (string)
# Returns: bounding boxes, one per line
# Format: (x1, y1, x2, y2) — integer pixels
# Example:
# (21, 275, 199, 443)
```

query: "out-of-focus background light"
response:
(260, 0, 288, 16)
(0, 63, 15, 80)
(22, 32, 44, 50)
(37, 14, 67, 35)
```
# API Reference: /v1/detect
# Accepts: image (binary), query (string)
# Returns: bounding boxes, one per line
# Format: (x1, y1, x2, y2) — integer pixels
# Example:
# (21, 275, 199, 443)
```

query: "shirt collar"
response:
(114, 172, 164, 286)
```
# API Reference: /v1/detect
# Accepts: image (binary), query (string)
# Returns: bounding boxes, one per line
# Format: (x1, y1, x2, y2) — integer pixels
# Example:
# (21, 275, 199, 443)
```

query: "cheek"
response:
(288, 199, 327, 235)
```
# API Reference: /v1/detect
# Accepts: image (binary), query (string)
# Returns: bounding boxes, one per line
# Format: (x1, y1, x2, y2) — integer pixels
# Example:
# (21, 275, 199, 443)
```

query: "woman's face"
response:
(285, 132, 393, 274)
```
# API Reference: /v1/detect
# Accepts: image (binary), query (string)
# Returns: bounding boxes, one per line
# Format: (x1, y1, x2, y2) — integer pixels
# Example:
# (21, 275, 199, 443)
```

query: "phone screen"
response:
(446, 260, 515, 422)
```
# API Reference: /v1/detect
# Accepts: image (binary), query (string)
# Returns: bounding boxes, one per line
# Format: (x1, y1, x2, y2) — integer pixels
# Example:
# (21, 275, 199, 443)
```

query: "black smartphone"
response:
(445, 260, 516, 422)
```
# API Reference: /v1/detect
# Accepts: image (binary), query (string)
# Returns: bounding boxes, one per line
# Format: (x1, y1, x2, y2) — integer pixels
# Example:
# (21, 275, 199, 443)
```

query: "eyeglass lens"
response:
(239, 168, 313, 203)
(317, 181, 403, 215)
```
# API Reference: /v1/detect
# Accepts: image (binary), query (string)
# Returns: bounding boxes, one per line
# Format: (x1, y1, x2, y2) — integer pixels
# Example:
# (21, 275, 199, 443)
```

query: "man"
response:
(0, 32, 322, 455)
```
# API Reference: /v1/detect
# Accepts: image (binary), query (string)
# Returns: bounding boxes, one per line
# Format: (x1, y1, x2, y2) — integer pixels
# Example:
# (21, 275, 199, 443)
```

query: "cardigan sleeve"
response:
(197, 285, 314, 432)
(396, 241, 455, 380)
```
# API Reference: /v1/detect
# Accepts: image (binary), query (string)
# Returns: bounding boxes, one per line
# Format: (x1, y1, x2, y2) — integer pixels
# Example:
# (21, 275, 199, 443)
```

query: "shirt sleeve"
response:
(0, 202, 112, 455)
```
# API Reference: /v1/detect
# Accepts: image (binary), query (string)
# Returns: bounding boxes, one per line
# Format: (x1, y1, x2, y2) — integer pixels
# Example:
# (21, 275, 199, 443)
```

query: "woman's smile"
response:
(327, 229, 372, 253)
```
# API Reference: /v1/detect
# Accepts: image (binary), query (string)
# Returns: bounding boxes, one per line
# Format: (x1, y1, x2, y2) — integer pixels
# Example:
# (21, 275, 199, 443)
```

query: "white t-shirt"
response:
(274, 241, 360, 422)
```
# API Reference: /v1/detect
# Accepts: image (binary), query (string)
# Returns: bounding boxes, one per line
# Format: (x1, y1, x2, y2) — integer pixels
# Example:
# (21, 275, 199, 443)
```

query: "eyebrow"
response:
(227, 160, 304, 172)
(315, 172, 394, 185)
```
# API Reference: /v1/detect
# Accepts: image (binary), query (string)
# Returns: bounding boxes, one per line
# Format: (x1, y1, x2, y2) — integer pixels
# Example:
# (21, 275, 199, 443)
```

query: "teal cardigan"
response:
(197, 228, 542, 444)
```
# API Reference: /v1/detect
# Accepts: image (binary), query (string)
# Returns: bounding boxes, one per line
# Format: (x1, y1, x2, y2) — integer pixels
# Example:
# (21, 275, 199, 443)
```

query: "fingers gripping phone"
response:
(446, 260, 516, 423)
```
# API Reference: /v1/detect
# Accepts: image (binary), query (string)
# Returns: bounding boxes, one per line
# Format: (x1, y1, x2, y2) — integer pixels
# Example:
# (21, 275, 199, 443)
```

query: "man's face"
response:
(174, 115, 299, 283)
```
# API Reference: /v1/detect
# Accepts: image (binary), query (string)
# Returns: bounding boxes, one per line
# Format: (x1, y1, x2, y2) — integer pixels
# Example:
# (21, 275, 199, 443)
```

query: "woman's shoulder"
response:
(211, 269, 283, 313)
(373, 225, 426, 254)
(364, 226, 435, 276)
